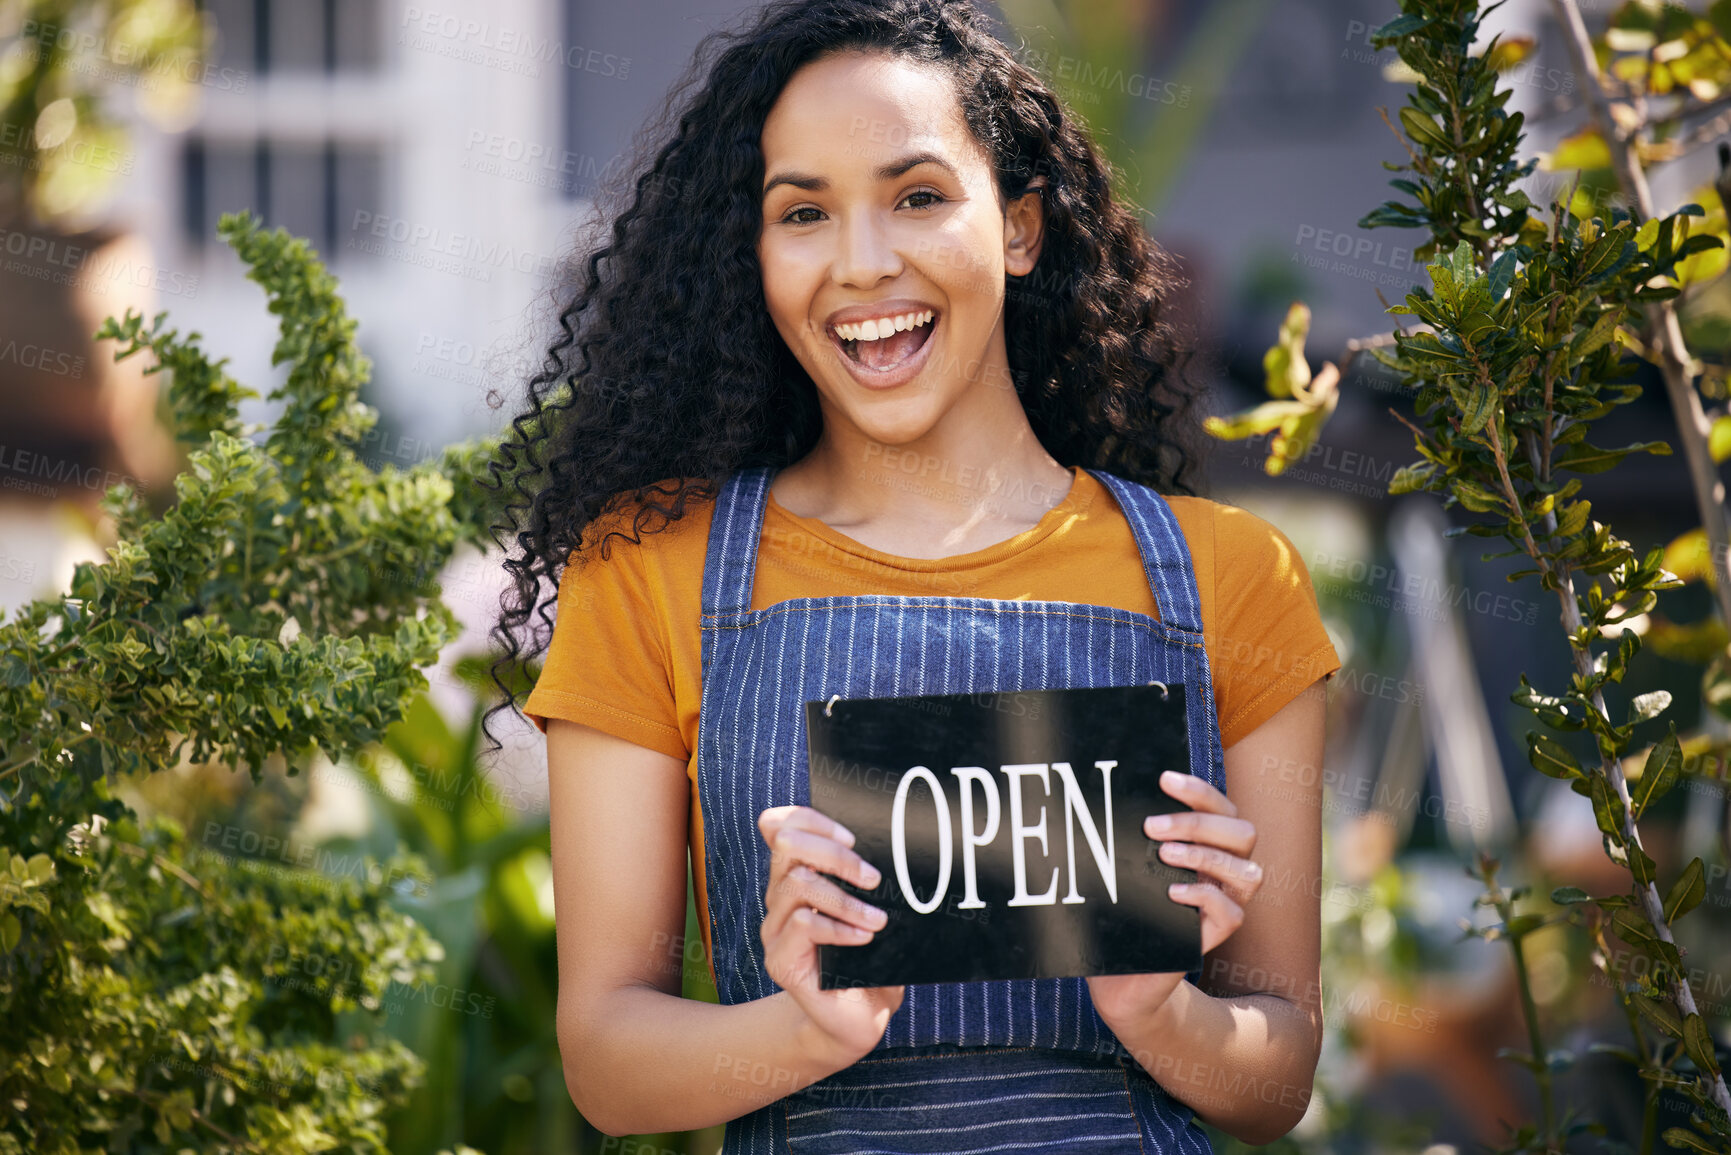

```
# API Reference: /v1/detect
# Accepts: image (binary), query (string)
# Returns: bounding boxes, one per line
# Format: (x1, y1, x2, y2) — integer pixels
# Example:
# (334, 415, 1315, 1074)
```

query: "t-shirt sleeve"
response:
(521, 531, 687, 762)
(1208, 502, 1342, 748)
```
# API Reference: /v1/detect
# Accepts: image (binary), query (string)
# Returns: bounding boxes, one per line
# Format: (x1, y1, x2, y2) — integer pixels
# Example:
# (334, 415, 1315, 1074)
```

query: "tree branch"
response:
(1548, 0, 1731, 652)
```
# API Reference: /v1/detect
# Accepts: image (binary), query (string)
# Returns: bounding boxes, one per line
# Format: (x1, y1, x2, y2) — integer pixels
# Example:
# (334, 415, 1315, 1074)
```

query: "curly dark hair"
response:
(480, 0, 1210, 748)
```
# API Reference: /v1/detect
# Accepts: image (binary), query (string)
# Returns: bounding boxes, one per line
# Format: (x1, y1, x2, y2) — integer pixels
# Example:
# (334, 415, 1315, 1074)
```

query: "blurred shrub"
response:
(0, 211, 503, 1153)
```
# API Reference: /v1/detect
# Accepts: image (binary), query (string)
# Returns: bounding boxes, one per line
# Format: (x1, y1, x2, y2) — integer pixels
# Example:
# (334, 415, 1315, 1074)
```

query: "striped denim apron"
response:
(697, 465, 1224, 1154)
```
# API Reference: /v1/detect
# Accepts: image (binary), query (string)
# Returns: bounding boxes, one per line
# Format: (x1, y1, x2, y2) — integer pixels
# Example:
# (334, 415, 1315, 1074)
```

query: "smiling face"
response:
(756, 50, 1043, 453)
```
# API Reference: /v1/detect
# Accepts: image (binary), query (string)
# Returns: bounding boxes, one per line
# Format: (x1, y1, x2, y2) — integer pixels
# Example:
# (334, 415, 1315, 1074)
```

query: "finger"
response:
(767, 824, 883, 892)
(790, 904, 878, 951)
(1143, 809, 1256, 858)
(759, 804, 857, 852)
(759, 807, 863, 882)
(1159, 770, 1237, 818)
(1157, 842, 1263, 903)
(765, 863, 889, 942)
(1169, 881, 1244, 951)
(764, 910, 872, 992)
(765, 914, 858, 990)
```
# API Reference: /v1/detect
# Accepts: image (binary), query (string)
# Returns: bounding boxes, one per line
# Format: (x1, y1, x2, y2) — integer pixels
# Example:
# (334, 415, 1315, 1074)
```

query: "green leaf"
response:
(1579, 234, 1636, 285)
(1453, 478, 1505, 513)
(1628, 691, 1671, 725)
(1400, 106, 1453, 150)
(1362, 204, 1427, 229)
(1456, 384, 1497, 437)
(1447, 239, 1476, 285)
(1486, 248, 1521, 301)
(1398, 332, 1466, 364)
(1609, 906, 1655, 945)
(1635, 994, 1684, 1037)
(1461, 310, 1506, 347)
(1681, 1013, 1719, 1075)
(1570, 309, 1624, 361)
(1514, 677, 1586, 729)
(1661, 1126, 1721, 1154)
(1554, 440, 1672, 474)
(1554, 500, 1592, 538)
(1590, 774, 1626, 842)
(1526, 732, 1584, 779)
(1262, 302, 1312, 399)
(0, 913, 18, 954)
(25, 854, 52, 884)
(1628, 841, 1656, 887)
(1374, 13, 1433, 38)
(1203, 400, 1310, 442)
(1663, 858, 1706, 923)
(1389, 462, 1436, 495)
(1672, 233, 1724, 265)
(1550, 886, 1590, 904)
(1262, 403, 1339, 478)
(1632, 730, 1682, 819)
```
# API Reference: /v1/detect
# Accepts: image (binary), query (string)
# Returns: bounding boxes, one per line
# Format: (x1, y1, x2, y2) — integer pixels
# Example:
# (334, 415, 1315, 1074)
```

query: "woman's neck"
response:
(770, 406, 1076, 560)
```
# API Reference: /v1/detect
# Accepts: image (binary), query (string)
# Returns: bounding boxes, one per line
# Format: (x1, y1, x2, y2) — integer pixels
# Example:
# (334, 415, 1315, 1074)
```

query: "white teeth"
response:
(834, 310, 934, 343)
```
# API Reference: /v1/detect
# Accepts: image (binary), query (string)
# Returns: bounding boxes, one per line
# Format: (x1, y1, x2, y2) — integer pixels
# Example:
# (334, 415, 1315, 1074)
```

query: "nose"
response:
(832, 208, 902, 290)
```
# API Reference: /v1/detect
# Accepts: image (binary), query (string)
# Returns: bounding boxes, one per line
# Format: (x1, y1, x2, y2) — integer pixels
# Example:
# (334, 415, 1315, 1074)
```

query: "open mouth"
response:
(831, 310, 938, 373)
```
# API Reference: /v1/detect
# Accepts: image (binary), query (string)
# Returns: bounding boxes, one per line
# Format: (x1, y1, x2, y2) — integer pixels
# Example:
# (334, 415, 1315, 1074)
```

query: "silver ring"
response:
(824, 694, 841, 717)
(1147, 680, 1169, 700)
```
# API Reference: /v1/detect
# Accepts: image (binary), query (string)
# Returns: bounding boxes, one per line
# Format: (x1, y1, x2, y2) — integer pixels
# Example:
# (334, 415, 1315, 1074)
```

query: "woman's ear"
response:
(1004, 177, 1047, 277)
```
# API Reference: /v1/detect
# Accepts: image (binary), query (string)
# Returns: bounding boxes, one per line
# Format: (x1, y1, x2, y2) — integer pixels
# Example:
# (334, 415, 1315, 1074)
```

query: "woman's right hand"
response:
(757, 805, 905, 1063)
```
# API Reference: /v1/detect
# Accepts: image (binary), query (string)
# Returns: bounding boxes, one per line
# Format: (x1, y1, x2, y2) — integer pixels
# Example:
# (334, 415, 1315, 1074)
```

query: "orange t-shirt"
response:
(524, 466, 1341, 974)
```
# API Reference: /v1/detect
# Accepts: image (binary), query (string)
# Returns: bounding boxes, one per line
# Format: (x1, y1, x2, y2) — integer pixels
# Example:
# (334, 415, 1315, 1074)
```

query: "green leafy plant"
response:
(320, 671, 727, 1155)
(1209, 0, 1731, 1149)
(322, 679, 561, 1154)
(1463, 853, 1608, 1153)
(0, 211, 503, 1153)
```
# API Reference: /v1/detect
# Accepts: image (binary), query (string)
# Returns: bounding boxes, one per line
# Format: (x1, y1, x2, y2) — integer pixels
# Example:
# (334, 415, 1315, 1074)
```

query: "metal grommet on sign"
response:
(824, 694, 841, 717)
(1147, 680, 1169, 700)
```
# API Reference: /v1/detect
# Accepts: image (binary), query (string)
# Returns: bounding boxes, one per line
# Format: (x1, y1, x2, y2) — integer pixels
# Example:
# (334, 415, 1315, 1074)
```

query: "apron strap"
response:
(1086, 469, 1204, 636)
(700, 465, 773, 621)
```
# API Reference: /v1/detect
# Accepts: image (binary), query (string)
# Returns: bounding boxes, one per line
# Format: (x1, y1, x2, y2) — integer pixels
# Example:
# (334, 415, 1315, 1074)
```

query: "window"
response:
(180, 0, 386, 252)
(198, 0, 383, 74)
(181, 139, 383, 257)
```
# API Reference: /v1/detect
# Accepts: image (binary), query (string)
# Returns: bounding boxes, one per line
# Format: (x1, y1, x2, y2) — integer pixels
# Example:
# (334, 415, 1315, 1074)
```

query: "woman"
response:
(488, 0, 1338, 1149)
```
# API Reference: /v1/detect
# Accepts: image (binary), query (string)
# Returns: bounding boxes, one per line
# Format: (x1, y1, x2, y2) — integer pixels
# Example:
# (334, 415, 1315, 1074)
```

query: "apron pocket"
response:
(782, 1045, 1145, 1154)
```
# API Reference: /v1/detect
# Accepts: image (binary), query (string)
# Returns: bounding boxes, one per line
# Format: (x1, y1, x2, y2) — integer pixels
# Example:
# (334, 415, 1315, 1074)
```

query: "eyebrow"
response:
(761, 151, 957, 198)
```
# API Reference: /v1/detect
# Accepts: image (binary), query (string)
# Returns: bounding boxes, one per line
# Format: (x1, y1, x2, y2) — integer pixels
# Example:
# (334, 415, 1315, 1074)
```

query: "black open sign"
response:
(806, 682, 1200, 989)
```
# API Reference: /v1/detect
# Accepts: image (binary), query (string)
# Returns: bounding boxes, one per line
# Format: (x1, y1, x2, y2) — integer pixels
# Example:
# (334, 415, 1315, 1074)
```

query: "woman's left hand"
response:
(1085, 770, 1263, 1025)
